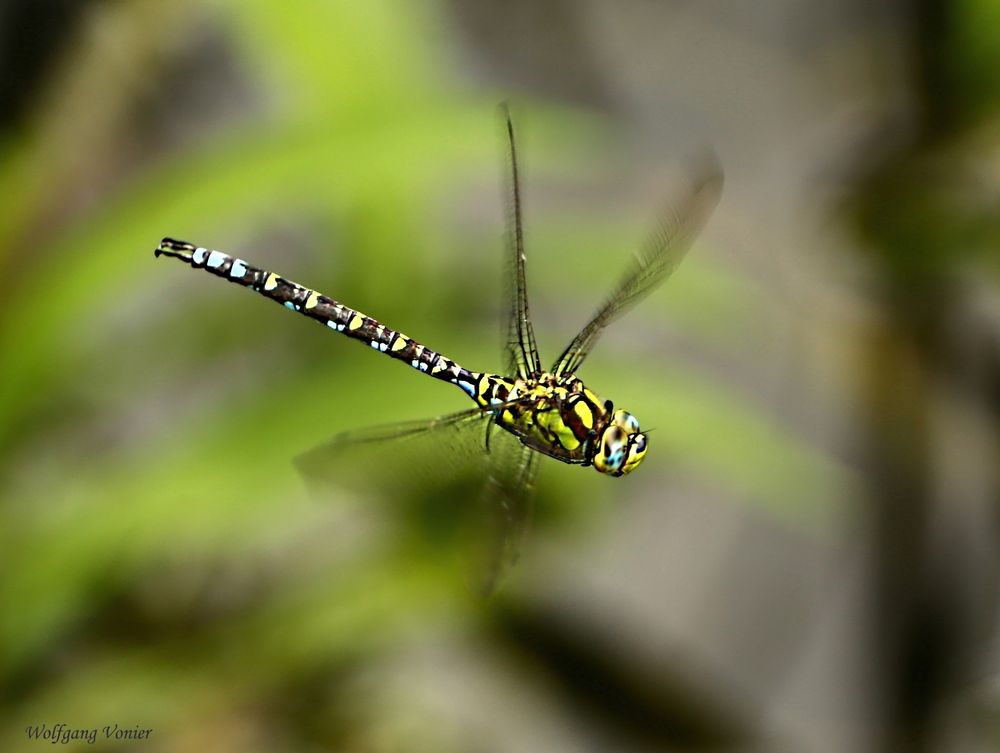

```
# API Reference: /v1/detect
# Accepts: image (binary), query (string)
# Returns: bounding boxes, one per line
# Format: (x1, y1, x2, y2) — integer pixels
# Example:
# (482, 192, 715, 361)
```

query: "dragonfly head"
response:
(593, 409, 647, 476)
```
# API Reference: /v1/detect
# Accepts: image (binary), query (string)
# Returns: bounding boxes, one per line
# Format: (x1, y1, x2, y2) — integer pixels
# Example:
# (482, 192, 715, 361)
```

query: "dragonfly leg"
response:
(484, 418, 496, 455)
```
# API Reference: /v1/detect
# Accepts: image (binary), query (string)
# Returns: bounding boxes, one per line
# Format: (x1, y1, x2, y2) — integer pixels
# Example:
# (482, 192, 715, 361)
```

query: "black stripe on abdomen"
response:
(156, 238, 482, 397)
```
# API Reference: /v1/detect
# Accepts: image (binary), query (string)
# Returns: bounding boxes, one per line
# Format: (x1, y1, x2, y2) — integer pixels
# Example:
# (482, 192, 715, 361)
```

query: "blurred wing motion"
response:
(296, 399, 539, 596)
(552, 159, 724, 376)
(500, 103, 542, 380)
(473, 441, 540, 596)
(298, 407, 487, 458)
(295, 406, 492, 489)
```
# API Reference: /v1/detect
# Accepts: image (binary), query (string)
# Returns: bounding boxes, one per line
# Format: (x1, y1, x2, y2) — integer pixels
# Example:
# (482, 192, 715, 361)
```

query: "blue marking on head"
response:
(284, 301, 296, 310)
(206, 250, 226, 269)
(230, 259, 248, 278)
(192, 247, 208, 266)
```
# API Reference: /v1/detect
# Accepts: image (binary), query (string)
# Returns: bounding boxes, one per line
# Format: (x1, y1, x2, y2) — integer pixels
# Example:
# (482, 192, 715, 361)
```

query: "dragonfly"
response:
(155, 107, 722, 591)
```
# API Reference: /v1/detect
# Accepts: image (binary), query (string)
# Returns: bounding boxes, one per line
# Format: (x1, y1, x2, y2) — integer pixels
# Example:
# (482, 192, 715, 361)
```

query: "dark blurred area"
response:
(0, 0, 89, 130)
(1, 2, 998, 752)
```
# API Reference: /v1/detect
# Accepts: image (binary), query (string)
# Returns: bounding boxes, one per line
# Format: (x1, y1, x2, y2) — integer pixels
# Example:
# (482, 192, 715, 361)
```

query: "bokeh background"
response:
(2, 1, 999, 751)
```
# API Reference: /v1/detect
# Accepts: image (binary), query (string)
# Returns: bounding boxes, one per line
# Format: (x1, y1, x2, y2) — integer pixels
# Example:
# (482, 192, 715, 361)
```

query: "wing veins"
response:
(553, 160, 723, 375)
(477, 441, 540, 595)
(502, 104, 541, 378)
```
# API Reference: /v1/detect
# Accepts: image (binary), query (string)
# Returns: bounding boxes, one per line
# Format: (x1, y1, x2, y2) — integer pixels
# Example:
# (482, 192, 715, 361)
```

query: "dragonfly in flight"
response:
(155, 107, 722, 591)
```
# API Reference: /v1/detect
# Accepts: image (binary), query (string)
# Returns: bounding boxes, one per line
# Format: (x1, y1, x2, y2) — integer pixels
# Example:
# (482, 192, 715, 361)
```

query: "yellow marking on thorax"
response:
(574, 400, 594, 430)
(535, 408, 581, 450)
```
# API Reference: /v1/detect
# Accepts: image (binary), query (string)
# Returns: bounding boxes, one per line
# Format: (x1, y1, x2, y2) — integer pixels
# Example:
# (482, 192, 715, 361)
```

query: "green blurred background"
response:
(1, 2, 998, 752)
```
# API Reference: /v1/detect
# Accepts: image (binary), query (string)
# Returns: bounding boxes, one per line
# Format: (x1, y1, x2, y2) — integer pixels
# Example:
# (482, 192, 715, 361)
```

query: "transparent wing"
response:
(552, 159, 723, 376)
(295, 401, 541, 596)
(295, 405, 493, 491)
(500, 104, 542, 379)
(473, 441, 540, 596)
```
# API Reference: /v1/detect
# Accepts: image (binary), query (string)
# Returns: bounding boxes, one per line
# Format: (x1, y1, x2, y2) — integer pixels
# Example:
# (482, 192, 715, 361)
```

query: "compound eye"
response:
(593, 425, 627, 475)
(613, 409, 640, 434)
(621, 432, 648, 475)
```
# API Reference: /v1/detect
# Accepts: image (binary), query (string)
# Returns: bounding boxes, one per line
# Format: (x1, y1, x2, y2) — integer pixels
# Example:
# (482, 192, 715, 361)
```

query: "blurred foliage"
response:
(847, 2, 1000, 752)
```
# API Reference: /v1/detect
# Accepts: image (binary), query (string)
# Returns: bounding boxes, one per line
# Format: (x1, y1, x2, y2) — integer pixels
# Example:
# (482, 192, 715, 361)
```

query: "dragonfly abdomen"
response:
(155, 238, 481, 396)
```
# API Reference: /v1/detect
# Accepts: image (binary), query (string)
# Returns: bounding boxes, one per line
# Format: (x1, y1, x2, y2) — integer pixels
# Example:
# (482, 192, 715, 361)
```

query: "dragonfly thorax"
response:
(472, 372, 647, 476)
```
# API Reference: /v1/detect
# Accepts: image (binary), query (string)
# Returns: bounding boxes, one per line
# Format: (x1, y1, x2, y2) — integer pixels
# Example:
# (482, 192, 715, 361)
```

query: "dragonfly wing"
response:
(552, 158, 723, 376)
(500, 104, 542, 379)
(473, 439, 541, 596)
(294, 405, 494, 490)
(296, 400, 543, 597)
